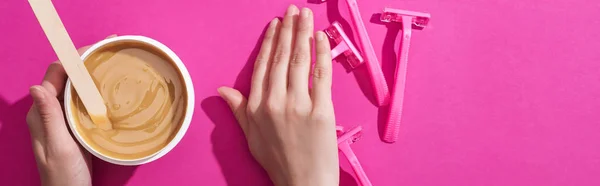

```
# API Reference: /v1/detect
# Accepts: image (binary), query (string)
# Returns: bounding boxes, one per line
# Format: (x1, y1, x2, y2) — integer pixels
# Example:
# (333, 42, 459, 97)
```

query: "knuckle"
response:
(272, 51, 289, 65)
(289, 104, 311, 116)
(38, 109, 53, 124)
(282, 20, 294, 30)
(255, 55, 269, 64)
(312, 66, 330, 79)
(254, 56, 268, 69)
(316, 48, 331, 57)
(263, 31, 275, 41)
(289, 52, 308, 67)
(311, 110, 332, 123)
(297, 23, 311, 33)
(265, 99, 283, 114)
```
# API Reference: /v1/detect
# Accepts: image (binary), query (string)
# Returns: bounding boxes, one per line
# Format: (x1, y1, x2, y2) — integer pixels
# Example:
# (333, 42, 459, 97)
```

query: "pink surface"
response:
(1, 0, 599, 185)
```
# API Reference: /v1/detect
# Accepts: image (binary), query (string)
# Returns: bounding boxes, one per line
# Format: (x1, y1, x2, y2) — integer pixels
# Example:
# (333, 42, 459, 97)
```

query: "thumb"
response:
(217, 86, 249, 135)
(29, 85, 70, 141)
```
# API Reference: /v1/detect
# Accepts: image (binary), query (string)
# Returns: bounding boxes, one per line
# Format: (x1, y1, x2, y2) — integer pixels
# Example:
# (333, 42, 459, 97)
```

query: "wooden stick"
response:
(28, 0, 112, 130)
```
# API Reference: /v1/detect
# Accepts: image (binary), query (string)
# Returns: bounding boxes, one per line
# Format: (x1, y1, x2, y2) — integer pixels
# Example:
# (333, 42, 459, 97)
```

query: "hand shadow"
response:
(310, 0, 381, 106)
(204, 93, 361, 186)
(92, 158, 137, 186)
(340, 167, 360, 186)
(0, 95, 39, 185)
(371, 13, 403, 141)
(202, 22, 272, 186)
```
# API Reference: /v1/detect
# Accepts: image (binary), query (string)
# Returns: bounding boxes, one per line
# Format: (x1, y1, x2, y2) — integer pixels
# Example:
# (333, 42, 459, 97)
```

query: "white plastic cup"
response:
(64, 35, 195, 165)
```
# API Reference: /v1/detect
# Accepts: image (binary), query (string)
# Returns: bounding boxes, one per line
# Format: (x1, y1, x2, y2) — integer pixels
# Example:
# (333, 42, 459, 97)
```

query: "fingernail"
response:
(316, 31, 325, 41)
(287, 5, 299, 15)
(301, 8, 311, 18)
(217, 87, 225, 96)
(270, 18, 279, 28)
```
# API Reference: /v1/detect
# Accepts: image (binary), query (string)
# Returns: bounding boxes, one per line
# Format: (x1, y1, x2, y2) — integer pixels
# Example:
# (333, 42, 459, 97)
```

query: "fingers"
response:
(41, 63, 68, 98)
(218, 87, 249, 136)
(288, 8, 314, 98)
(28, 34, 120, 144)
(249, 19, 281, 105)
(268, 5, 299, 98)
(311, 31, 333, 106)
(29, 86, 71, 141)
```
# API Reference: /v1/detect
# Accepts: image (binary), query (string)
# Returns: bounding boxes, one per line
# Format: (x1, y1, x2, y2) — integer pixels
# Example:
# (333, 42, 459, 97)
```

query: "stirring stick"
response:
(28, 0, 112, 130)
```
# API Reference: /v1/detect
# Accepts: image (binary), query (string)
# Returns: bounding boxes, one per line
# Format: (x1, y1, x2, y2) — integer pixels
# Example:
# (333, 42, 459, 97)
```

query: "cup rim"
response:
(63, 35, 195, 165)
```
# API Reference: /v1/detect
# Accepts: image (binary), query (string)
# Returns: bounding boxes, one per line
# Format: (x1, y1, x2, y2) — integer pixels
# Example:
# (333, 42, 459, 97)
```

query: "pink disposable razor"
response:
(336, 125, 345, 133)
(322, 0, 390, 106)
(337, 126, 372, 186)
(325, 22, 364, 68)
(380, 8, 430, 143)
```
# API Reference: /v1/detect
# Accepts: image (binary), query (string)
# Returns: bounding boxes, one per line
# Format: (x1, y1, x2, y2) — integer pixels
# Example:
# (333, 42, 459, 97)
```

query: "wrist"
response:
(39, 165, 91, 186)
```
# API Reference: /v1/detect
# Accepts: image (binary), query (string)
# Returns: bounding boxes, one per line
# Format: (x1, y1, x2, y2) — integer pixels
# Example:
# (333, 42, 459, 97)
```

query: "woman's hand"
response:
(26, 61, 92, 186)
(218, 5, 339, 186)
(26, 35, 115, 186)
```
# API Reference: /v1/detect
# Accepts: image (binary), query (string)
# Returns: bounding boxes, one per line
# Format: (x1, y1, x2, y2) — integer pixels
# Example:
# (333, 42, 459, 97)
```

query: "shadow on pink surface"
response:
(316, 0, 406, 141)
(0, 96, 39, 185)
(313, 0, 381, 107)
(201, 21, 359, 186)
(203, 96, 271, 186)
(92, 158, 137, 186)
(339, 168, 359, 186)
(370, 13, 403, 141)
(204, 95, 359, 185)
(202, 21, 273, 186)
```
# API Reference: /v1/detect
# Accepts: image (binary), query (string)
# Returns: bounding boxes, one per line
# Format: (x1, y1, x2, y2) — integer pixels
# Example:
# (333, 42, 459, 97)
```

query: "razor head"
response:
(324, 22, 365, 69)
(336, 125, 345, 135)
(336, 125, 344, 132)
(337, 126, 363, 145)
(307, 0, 326, 3)
(380, 8, 430, 29)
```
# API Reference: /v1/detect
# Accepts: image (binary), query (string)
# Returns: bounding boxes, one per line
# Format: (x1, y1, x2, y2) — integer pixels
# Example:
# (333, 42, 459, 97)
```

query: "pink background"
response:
(1, 0, 599, 185)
